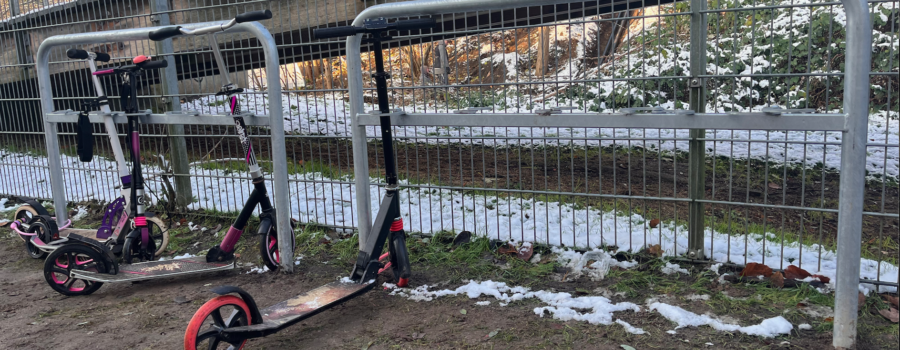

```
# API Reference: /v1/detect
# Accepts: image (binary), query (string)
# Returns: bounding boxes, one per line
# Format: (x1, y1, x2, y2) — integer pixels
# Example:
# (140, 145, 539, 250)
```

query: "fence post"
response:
(833, 0, 872, 348)
(152, 0, 192, 208)
(687, 0, 707, 259)
(434, 40, 449, 85)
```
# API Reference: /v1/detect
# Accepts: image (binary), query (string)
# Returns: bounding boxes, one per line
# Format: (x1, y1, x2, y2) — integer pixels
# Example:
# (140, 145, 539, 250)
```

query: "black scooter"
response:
(183, 17, 435, 349)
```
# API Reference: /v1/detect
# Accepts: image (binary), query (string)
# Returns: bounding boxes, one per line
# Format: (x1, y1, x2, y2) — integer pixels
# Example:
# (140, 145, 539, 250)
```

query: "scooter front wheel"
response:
(43, 244, 107, 296)
(25, 238, 47, 259)
(185, 295, 252, 350)
(135, 216, 169, 257)
(123, 232, 157, 264)
(259, 224, 281, 271)
(389, 231, 411, 287)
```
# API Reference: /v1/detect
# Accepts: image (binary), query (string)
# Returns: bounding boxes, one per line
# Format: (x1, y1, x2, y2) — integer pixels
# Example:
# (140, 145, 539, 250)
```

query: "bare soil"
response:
(1, 228, 896, 350)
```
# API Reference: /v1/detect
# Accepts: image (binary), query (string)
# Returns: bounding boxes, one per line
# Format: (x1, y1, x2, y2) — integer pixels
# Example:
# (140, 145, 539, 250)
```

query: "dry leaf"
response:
(740, 262, 773, 278)
(498, 243, 517, 256)
(784, 265, 812, 280)
(859, 292, 867, 311)
(516, 244, 534, 261)
(811, 274, 830, 283)
(647, 244, 664, 257)
(824, 317, 834, 322)
(771, 272, 785, 288)
(452, 231, 472, 246)
(882, 294, 900, 308)
(768, 182, 782, 190)
(649, 219, 661, 228)
(0, 221, 9, 228)
(878, 308, 899, 323)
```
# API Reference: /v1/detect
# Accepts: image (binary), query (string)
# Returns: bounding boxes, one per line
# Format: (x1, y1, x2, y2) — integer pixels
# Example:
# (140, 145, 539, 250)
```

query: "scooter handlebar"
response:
(313, 26, 361, 40)
(148, 26, 183, 41)
(394, 18, 436, 31)
(235, 10, 272, 23)
(94, 52, 111, 62)
(313, 18, 435, 40)
(137, 60, 168, 70)
(93, 69, 115, 76)
(67, 49, 112, 62)
(66, 48, 88, 59)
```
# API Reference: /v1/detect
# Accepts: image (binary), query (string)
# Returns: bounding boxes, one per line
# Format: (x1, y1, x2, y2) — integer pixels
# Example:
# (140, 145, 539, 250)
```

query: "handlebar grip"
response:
(94, 52, 111, 62)
(148, 26, 182, 41)
(394, 18, 436, 31)
(313, 26, 361, 40)
(235, 10, 272, 23)
(137, 60, 168, 70)
(93, 69, 115, 76)
(67, 49, 88, 60)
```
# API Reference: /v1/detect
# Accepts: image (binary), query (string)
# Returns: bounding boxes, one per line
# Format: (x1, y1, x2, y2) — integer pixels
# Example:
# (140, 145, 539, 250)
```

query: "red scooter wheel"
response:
(185, 295, 252, 350)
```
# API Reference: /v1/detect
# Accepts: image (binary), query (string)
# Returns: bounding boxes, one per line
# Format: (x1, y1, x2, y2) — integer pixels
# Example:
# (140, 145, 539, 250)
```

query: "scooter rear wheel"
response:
(13, 205, 38, 233)
(185, 295, 252, 350)
(43, 244, 107, 296)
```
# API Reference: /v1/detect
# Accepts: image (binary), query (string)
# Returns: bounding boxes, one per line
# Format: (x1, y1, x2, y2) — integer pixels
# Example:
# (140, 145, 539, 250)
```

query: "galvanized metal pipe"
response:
(833, 0, 872, 348)
(35, 21, 293, 272)
(346, 0, 581, 247)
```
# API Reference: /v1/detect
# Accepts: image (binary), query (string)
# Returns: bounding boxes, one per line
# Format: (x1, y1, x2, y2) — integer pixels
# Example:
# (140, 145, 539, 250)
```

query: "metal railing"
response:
(0, 0, 896, 347)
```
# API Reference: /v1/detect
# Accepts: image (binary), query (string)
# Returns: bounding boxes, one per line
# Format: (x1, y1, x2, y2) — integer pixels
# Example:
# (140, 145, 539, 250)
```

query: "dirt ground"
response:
(1, 225, 897, 350)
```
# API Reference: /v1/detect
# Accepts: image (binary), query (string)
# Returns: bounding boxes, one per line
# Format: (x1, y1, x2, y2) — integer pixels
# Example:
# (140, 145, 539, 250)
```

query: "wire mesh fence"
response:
(0, 0, 897, 297)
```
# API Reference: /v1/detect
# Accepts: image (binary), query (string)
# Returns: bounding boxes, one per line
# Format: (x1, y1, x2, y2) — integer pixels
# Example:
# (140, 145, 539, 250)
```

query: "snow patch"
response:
(554, 248, 637, 281)
(246, 266, 269, 274)
(70, 206, 89, 222)
(661, 262, 690, 275)
(615, 319, 646, 335)
(649, 302, 793, 338)
(386, 280, 641, 326)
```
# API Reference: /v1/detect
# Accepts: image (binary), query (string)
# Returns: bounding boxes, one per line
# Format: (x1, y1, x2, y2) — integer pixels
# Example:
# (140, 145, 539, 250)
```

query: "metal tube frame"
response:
(345, 0, 872, 346)
(36, 21, 294, 272)
(832, 0, 871, 348)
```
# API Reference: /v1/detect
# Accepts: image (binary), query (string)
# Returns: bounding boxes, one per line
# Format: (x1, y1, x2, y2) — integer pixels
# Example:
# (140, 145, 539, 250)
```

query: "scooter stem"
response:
(87, 57, 129, 181)
(371, 38, 399, 187)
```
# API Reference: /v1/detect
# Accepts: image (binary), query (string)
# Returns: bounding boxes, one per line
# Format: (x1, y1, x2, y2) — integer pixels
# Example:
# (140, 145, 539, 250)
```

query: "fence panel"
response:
(0, 0, 896, 318)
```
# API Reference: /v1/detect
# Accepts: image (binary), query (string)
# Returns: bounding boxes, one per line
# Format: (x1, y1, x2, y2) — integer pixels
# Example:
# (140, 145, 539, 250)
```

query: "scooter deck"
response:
(61, 228, 104, 241)
(71, 257, 234, 283)
(224, 280, 375, 338)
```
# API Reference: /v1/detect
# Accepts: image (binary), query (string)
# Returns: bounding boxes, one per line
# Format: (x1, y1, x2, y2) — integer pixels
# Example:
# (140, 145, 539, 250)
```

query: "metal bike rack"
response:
(35, 21, 295, 272)
(344, 0, 872, 347)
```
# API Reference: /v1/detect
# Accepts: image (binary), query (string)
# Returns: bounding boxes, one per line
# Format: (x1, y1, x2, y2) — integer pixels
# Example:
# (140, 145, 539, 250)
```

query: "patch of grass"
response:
(292, 227, 558, 286)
